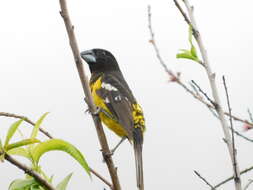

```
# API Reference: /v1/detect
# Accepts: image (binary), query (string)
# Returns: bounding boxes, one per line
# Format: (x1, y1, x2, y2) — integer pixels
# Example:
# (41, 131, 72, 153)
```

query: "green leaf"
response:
(30, 184, 44, 190)
(8, 178, 37, 190)
(4, 119, 23, 147)
(31, 113, 49, 139)
(56, 173, 73, 190)
(6, 139, 40, 151)
(7, 147, 31, 160)
(190, 45, 198, 59)
(32, 139, 90, 176)
(176, 49, 200, 62)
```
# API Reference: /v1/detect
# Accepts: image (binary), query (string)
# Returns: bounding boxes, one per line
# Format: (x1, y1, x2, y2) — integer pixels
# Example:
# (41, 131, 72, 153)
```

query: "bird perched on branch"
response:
(81, 48, 145, 190)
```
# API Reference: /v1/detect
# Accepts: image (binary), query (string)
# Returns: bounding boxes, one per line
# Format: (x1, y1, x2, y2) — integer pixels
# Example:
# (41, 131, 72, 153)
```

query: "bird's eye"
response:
(102, 51, 106, 56)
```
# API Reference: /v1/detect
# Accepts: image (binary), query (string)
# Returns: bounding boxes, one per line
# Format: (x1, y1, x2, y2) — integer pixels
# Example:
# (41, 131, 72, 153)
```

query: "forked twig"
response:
(194, 170, 216, 190)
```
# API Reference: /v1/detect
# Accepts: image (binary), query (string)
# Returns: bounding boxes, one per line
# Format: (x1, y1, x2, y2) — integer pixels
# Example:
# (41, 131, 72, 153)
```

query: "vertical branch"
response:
(174, 0, 242, 189)
(223, 76, 239, 182)
(58, 1, 121, 189)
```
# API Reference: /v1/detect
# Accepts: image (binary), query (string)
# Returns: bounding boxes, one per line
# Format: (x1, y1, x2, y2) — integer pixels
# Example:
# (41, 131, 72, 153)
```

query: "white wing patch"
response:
(101, 82, 118, 91)
(105, 97, 110, 103)
(114, 95, 122, 101)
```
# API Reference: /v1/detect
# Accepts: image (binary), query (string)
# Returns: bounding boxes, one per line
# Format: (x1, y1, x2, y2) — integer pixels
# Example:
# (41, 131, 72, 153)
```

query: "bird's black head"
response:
(80, 49, 120, 73)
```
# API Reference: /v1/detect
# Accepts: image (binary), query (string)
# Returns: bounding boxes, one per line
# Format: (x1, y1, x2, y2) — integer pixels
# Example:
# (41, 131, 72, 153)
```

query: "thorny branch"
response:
(58, 0, 121, 189)
(0, 111, 113, 189)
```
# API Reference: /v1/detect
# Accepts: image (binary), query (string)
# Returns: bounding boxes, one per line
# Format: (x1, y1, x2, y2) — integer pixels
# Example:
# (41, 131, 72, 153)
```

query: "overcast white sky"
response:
(1, 0, 253, 190)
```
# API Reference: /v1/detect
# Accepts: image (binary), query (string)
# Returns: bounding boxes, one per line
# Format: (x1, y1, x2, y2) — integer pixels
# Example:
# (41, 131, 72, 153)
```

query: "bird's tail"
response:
(133, 128, 144, 190)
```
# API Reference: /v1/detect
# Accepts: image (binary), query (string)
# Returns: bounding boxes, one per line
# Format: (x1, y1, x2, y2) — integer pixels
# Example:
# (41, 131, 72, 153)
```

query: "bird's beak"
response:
(80, 50, 96, 63)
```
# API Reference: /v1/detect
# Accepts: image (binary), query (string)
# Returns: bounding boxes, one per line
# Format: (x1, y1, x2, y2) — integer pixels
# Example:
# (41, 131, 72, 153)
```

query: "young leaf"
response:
(7, 147, 31, 160)
(56, 173, 73, 190)
(8, 179, 37, 190)
(176, 49, 200, 62)
(31, 113, 49, 139)
(30, 184, 44, 190)
(190, 45, 198, 59)
(32, 139, 90, 176)
(6, 139, 40, 151)
(4, 119, 23, 147)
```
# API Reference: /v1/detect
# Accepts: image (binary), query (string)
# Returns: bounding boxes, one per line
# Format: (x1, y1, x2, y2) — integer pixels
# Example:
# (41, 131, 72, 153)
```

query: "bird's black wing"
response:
(96, 72, 136, 139)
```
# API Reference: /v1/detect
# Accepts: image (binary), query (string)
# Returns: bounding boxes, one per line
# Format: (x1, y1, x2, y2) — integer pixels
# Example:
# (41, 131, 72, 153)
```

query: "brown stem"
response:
(5, 154, 56, 190)
(58, 0, 121, 189)
(89, 168, 113, 189)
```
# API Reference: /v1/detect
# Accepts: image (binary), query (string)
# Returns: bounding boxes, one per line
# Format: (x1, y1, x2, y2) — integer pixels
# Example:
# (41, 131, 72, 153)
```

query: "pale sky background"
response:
(1, 0, 253, 190)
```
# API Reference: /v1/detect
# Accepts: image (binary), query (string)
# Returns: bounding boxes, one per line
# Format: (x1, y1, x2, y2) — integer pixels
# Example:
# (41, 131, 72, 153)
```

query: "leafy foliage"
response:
(1, 113, 90, 190)
(32, 139, 90, 176)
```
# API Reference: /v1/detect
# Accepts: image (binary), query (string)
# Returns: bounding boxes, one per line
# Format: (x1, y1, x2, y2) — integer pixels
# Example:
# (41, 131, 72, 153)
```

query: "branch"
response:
(58, 1, 121, 189)
(147, 6, 253, 143)
(89, 168, 113, 189)
(223, 76, 240, 182)
(0, 111, 113, 188)
(214, 165, 253, 188)
(174, 0, 242, 189)
(4, 153, 56, 190)
(0, 112, 53, 139)
(194, 170, 216, 190)
(244, 179, 253, 190)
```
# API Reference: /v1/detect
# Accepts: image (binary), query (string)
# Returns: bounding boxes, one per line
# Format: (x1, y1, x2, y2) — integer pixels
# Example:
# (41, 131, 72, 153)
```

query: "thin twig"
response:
(0, 112, 53, 139)
(175, 1, 242, 189)
(4, 154, 56, 190)
(147, 6, 253, 137)
(233, 129, 253, 142)
(247, 109, 253, 123)
(244, 179, 253, 190)
(89, 168, 113, 189)
(214, 165, 253, 188)
(194, 170, 216, 190)
(223, 76, 239, 182)
(191, 80, 216, 107)
(173, 0, 191, 25)
(0, 112, 113, 188)
(58, 1, 121, 189)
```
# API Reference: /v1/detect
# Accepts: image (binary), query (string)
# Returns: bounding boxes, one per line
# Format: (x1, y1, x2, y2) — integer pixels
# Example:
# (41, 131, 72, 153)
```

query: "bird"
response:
(81, 48, 145, 190)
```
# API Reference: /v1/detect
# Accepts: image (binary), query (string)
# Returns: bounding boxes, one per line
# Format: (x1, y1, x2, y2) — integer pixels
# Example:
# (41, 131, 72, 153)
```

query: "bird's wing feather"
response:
(96, 74, 135, 139)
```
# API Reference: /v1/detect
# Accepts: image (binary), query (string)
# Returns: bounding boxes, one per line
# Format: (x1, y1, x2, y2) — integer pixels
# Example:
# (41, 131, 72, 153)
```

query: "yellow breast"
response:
(91, 77, 128, 137)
